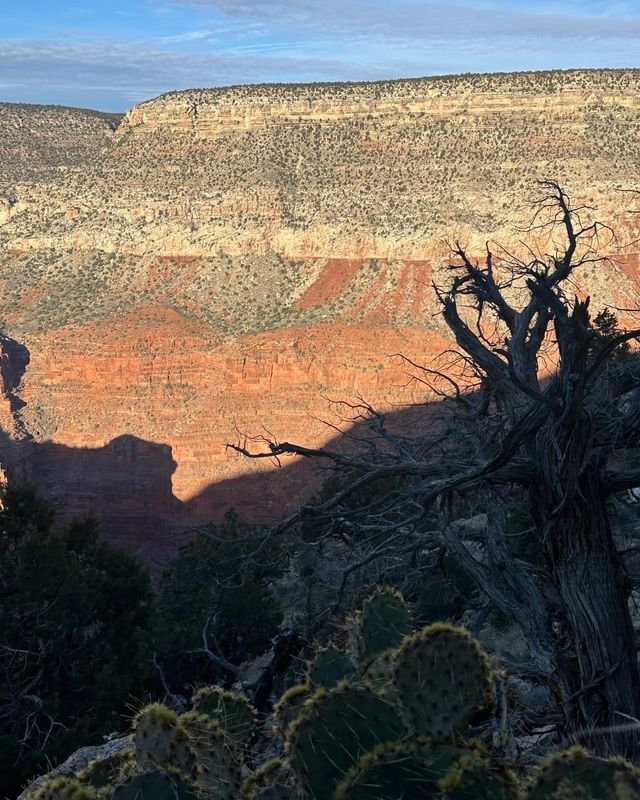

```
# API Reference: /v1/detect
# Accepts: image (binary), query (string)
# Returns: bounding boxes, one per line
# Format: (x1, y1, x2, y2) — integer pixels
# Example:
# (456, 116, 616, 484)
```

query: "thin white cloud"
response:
(4, 0, 640, 110)
(228, 41, 314, 53)
(0, 37, 387, 110)
(172, 0, 640, 42)
(159, 29, 214, 43)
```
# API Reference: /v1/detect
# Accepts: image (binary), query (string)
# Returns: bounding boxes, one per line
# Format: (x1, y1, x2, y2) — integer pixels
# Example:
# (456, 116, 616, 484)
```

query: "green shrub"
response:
(0, 485, 153, 797)
(154, 510, 286, 691)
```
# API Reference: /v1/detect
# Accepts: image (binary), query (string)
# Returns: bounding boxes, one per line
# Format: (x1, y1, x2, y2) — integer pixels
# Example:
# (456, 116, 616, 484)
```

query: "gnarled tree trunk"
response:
(532, 466, 640, 757)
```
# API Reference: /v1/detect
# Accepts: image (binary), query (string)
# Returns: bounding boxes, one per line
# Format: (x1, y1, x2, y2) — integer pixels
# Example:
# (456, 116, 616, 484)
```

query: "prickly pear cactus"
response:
(393, 623, 493, 740)
(359, 587, 413, 666)
(243, 758, 292, 793)
(192, 685, 256, 745)
(112, 756, 137, 785)
(29, 586, 640, 800)
(442, 753, 520, 799)
(30, 777, 96, 800)
(274, 682, 313, 735)
(334, 739, 466, 800)
(180, 710, 221, 752)
(108, 771, 199, 800)
(243, 759, 295, 799)
(528, 747, 640, 799)
(195, 748, 243, 800)
(361, 650, 396, 699)
(133, 703, 194, 777)
(287, 684, 405, 800)
(310, 644, 357, 688)
(179, 711, 242, 800)
(77, 748, 134, 790)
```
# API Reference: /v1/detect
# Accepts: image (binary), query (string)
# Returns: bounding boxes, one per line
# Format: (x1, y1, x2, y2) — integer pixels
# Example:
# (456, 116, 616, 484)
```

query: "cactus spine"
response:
(133, 703, 194, 777)
(528, 747, 640, 799)
(310, 644, 357, 688)
(334, 739, 468, 800)
(274, 682, 313, 736)
(192, 686, 256, 746)
(359, 587, 413, 666)
(393, 623, 494, 740)
(31, 777, 96, 800)
(287, 684, 405, 799)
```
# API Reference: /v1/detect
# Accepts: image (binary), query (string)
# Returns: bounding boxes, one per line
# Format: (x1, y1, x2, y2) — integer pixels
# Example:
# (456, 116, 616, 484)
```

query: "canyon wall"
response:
(0, 69, 639, 560)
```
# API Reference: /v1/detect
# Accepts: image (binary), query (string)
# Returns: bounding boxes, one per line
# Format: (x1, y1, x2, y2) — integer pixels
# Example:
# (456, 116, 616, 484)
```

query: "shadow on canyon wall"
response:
(0, 409, 434, 567)
(0, 426, 332, 568)
(0, 429, 185, 567)
(0, 338, 435, 567)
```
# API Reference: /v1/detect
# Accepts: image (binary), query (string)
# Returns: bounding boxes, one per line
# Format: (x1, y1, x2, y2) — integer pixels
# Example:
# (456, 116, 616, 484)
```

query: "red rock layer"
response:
(0, 303, 446, 560)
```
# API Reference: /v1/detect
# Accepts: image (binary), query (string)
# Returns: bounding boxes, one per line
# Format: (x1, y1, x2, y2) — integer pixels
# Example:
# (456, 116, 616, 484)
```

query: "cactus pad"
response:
(274, 682, 313, 735)
(442, 754, 520, 799)
(77, 747, 134, 790)
(361, 650, 396, 699)
(180, 712, 242, 799)
(108, 771, 199, 800)
(133, 703, 194, 776)
(180, 710, 222, 752)
(334, 739, 466, 800)
(31, 777, 96, 800)
(310, 645, 357, 688)
(528, 747, 640, 799)
(393, 624, 493, 740)
(359, 588, 413, 665)
(243, 758, 292, 796)
(192, 685, 255, 745)
(287, 684, 405, 800)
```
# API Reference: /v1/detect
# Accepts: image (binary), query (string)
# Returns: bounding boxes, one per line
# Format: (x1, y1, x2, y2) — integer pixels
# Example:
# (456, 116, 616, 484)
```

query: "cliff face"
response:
(0, 69, 639, 559)
(5, 69, 640, 259)
(0, 103, 119, 199)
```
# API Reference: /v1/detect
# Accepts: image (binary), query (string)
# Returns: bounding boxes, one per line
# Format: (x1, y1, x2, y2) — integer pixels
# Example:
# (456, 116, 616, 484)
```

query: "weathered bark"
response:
(531, 468, 640, 757)
(442, 509, 558, 678)
(524, 294, 640, 755)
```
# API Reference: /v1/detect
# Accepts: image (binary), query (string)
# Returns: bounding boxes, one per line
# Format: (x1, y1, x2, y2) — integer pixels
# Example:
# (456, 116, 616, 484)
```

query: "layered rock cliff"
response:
(0, 69, 639, 560)
(5, 69, 640, 259)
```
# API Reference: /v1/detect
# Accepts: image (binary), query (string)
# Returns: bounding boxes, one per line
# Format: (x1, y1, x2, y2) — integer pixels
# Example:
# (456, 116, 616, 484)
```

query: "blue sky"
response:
(2, 0, 640, 111)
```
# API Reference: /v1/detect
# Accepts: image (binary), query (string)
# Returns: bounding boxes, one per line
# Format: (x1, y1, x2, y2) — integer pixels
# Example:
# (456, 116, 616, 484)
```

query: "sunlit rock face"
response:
(1, 69, 639, 561)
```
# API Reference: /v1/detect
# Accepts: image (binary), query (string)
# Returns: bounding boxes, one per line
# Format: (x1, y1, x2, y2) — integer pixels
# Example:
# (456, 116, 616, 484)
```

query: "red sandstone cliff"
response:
(0, 70, 639, 559)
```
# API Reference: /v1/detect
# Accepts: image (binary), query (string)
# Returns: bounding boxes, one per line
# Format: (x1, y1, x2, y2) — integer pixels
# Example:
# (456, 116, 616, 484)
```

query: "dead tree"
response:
(231, 182, 640, 756)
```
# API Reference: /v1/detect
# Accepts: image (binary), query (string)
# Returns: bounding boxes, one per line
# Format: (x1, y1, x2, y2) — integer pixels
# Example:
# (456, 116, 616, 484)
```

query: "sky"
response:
(2, 0, 640, 112)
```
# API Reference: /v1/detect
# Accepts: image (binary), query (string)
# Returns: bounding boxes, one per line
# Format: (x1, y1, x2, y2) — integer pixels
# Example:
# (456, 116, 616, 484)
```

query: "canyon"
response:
(1, 69, 640, 562)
